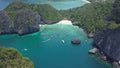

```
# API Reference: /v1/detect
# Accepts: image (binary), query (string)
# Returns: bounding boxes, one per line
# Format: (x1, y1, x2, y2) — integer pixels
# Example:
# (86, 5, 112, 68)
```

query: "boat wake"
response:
(41, 35, 53, 42)
(42, 38, 51, 42)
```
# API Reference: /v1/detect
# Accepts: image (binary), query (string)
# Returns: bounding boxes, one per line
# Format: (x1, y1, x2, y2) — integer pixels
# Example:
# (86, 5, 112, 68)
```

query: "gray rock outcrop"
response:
(93, 27, 120, 61)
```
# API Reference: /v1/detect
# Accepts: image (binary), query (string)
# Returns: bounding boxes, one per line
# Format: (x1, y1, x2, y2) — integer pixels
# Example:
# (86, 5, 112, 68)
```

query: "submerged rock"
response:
(71, 39, 81, 45)
(112, 61, 120, 68)
(0, 11, 13, 34)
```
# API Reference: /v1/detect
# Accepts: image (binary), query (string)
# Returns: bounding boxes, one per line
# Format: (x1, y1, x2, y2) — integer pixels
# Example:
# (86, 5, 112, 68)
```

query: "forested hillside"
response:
(0, 47, 34, 68)
(5, 1, 62, 24)
(61, 2, 114, 33)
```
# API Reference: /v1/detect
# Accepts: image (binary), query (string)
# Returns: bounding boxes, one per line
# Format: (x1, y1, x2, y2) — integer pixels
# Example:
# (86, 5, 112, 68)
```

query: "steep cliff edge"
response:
(0, 11, 13, 34)
(92, 0, 120, 62)
(14, 9, 41, 35)
(5, 1, 63, 24)
(93, 27, 120, 61)
(0, 9, 41, 35)
(0, 1, 64, 35)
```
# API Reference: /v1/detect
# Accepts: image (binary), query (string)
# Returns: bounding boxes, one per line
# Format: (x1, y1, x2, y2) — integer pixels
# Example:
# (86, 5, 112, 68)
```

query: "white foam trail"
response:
(42, 38, 50, 42)
(41, 34, 55, 43)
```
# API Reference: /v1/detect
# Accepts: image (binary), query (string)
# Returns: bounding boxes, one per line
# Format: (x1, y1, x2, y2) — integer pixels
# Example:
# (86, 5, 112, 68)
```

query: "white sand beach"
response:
(57, 20, 72, 25)
(82, 0, 91, 3)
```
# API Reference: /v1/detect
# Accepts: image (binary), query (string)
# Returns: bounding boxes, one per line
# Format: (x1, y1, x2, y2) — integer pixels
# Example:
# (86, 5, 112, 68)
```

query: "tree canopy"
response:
(0, 47, 34, 68)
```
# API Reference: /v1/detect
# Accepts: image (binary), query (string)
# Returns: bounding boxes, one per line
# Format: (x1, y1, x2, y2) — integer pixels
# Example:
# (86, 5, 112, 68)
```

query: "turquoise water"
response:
(25, 0, 86, 10)
(0, 0, 112, 68)
(0, 0, 86, 10)
(0, 24, 111, 68)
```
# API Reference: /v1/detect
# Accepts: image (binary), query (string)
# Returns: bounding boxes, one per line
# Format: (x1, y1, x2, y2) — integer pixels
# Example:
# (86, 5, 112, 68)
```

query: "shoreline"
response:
(89, 47, 120, 68)
(57, 19, 73, 25)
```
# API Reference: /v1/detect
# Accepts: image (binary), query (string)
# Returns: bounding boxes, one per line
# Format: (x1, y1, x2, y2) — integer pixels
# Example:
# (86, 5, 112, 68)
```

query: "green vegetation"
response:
(0, 47, 34, 68)
(4, 0, 120, 33)
(1, 0, 120, 67)
(108, 21, 120, 29)
(30, 4, 62, 22)
(5, 1, 62, 23)
(60, 0, 120, 33)
(61, 2, 113, 33)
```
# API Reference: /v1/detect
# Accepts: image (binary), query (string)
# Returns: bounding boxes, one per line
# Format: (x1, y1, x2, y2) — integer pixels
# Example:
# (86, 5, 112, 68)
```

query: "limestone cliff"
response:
(0, 9, 41, 35)
(93, 27, 120, 61)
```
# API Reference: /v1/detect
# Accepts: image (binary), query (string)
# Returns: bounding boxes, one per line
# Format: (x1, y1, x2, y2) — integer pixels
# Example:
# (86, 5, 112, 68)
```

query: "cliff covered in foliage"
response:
(92, 0, 120, 65)
(0, 47, 34, 68)
(5, 1, 62, 24)
(61, 1, 113, 33)
(0, 1, 63, 35)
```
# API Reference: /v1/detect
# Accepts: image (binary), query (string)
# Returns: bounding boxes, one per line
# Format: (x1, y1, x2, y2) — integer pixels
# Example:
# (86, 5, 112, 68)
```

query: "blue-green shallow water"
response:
(25, 0, 86, 10)
(0, 23, 112, 68)
(0, 0, 86, 10)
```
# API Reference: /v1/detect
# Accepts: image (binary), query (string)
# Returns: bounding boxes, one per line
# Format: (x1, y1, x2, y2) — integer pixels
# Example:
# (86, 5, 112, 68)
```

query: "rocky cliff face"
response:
(0, 11, 13, 34)
(93, 27, 120, 61)
(0, 9, 41, 35)
(108, 0, 120, 24)
(14, 9, 41, 35)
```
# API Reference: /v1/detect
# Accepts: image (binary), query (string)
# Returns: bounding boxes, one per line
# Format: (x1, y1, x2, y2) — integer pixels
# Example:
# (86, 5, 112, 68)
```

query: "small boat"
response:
(24, 48, 28, 51)
(62, 40, 65, 43)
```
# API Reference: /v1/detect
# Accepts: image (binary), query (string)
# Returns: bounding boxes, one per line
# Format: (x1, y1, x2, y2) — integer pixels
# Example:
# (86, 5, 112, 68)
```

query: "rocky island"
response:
(71, 39, 81, 45)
